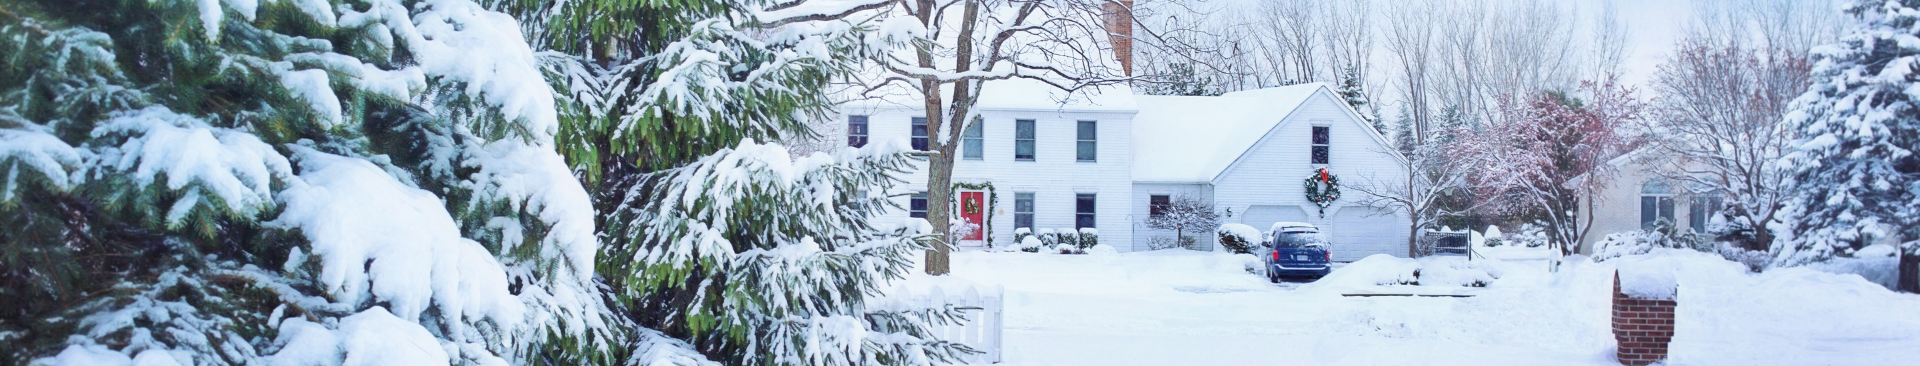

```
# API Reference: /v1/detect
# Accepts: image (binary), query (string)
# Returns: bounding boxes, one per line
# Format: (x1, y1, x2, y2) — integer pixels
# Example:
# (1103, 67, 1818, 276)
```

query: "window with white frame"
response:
(1014, 192, 1034, 230)
(1641, 180, 1676, 230)
(1015, 119, 1035, 161)
(963, 120, 983, 160)
(1077, 120, 1097, 162)
(1075, 193, 1096, 229)
(911, 117, 929, 151)
(1311, 126, 1330, 165)
(910, 192, 928, 218)
(847, 115, 869, 147)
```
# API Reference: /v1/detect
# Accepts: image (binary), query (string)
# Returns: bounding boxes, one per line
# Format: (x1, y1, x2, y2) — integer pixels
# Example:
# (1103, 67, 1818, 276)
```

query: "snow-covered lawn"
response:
(905, 249, 1920, 365)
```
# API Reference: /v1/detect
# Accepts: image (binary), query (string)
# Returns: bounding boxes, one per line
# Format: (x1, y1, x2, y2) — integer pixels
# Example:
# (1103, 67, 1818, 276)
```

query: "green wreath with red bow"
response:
(1304, 168, 1340, 217)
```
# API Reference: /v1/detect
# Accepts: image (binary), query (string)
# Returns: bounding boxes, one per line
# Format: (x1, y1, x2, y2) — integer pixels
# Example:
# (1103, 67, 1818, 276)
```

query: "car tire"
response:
(1268, 270, 1279, 283)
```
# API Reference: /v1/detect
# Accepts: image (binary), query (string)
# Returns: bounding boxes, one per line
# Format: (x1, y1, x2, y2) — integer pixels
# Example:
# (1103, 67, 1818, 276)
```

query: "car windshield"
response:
(1271, 231, 1329, 248)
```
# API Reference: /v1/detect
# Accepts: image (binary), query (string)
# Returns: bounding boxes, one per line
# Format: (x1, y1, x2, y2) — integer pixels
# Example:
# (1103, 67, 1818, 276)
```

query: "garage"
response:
(1239, 205, 1310, 234)
(1327, 207, 1409, 261)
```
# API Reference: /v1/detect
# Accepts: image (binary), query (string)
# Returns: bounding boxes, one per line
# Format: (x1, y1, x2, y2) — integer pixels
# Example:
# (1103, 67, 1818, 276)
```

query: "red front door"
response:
(960, 191, 985, 241)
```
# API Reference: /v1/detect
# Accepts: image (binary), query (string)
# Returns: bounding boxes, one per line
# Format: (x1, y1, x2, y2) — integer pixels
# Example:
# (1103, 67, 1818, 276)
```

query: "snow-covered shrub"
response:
(1147, 236, 1181, 250)
(1017, 236, 1046, 253)
(1054, 227, 1081, 248)
(1594, 219, 1708, 262)
(1509, 222, 1552, 248)
(950, 218, 981, 243)
(1037, 228, 1059, 247)
(1217, 223, 1262, 254)
(1014, 227, 1033, 244)
(1078, 228, 1099, 249)
(1716, 243, 1772, 272)
(1052, 243, 1085, 254)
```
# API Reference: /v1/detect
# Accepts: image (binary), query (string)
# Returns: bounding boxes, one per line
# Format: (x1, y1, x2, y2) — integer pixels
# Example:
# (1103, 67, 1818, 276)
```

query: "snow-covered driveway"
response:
(913, 250, 1920, 366)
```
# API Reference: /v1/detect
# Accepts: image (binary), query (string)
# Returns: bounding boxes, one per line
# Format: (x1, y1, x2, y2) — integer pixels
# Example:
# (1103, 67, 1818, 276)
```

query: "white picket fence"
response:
(895, 285, 1004, 364)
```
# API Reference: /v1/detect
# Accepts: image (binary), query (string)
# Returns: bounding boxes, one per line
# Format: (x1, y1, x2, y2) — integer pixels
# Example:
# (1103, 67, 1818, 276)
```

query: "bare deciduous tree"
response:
(1348, 136, 1474, 257)
(1458, 78, 1644, 259)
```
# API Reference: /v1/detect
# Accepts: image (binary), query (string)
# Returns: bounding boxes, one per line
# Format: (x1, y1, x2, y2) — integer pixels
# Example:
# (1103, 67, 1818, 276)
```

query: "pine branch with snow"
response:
(1774, 0, 1920, 291)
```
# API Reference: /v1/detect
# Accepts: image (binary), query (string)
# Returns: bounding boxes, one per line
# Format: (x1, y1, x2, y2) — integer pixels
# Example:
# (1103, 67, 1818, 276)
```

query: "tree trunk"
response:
(1899, 245, 1919, 293)
(925, 153, 953, 275)
(1408, 224, 1419, 258)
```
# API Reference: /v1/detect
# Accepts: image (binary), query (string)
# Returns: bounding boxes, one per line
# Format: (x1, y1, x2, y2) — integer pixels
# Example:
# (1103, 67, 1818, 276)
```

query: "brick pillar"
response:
(1613, 272, 1675, 365)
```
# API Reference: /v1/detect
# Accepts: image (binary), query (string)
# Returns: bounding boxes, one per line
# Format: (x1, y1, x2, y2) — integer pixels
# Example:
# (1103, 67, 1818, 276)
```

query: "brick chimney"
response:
(1102, 0, 1134, 76)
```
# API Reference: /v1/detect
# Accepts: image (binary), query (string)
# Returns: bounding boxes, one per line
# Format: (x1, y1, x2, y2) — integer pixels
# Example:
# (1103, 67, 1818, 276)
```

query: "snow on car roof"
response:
(1270, 221, 1319, 232)
(1132, 83, 1328, 183)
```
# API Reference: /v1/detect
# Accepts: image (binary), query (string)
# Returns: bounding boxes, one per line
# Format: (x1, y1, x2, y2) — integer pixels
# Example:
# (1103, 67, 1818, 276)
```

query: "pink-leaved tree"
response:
(1457, 78, 1643, 258)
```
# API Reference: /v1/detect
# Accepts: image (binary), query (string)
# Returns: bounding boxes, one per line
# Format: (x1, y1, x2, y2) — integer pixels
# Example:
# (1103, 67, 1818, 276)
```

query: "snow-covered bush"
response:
(1054, 227, 1081, 248)
(1509, 222, 1552, 248)
(951, 218, 982, 243)
(1594, 219, 1708, 262)
(1078, 228, 1100, 249)
(1037, 228, 1059, 247)
(1147, 236, 1181, 250)
(1217, 223, 1261, 254)
(1051, 243, 1085, 255)
(1017, 236, 1046, 253)
(1086, 244, 1119, 255)
(1014, 227, 1033, 244)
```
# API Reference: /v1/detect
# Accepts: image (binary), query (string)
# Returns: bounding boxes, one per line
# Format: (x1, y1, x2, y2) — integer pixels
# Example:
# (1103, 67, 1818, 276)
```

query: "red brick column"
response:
(1613, 272, 1675, 365)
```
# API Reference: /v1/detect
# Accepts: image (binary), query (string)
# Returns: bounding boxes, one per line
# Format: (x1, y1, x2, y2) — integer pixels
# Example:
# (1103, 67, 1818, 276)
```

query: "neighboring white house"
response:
(836, 81, 1412, 259)
(1132, 83, 1412, 260)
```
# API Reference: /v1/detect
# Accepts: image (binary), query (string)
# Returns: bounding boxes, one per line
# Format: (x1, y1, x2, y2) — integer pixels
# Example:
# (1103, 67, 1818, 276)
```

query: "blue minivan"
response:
(1264, 223, 1332, 282)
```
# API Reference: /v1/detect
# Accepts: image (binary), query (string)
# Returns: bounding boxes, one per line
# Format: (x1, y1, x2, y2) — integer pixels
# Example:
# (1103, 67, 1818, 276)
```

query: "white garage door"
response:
(1240, 205, 1310, 234)
(1329, 207, 1407, 261)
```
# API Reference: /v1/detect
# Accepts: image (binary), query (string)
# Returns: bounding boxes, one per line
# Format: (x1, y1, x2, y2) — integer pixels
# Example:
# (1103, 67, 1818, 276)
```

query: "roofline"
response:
(1208, 85, 1410, 184)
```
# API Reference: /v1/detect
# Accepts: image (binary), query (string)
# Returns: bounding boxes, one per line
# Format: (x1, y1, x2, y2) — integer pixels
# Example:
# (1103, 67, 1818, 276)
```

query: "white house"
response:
(1131, 84, 1412, 260)
(838, 81, 1412, 259)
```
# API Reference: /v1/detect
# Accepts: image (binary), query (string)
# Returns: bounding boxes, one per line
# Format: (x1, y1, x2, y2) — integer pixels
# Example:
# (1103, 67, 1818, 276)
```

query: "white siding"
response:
(844, 106, 1136, 250)
(1209, 91, 1412, 259)
(1130, 182, 1212, 251)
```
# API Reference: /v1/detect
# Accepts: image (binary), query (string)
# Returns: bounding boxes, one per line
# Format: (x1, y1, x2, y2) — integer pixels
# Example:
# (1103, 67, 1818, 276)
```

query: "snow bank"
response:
(1305, 254, 1505, 291)
(271, 147, 522, 327)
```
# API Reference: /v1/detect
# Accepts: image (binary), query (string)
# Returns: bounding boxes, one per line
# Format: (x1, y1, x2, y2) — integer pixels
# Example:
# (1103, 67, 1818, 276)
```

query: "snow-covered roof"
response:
(1131, 83, 1329, 182)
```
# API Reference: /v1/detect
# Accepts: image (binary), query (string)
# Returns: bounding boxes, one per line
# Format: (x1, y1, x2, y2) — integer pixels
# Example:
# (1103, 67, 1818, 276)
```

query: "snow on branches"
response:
(1457, 78, 1642, 256)
(1774, 0, 1920, 275)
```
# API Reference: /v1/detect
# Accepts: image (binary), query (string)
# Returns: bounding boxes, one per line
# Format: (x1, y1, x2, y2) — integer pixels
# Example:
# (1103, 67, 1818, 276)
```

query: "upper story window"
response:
(963, 120, 984, 160)
(910, 192, 928, 218)
(1014, 192, 1034, 229)
(1015, 119, 1036, 161)
(1077, 120, 1097, 162)
(1075, 193, 1097, 229)
(1149, 194, 1170, 217)
(1311, 126, 1330, 165)
(911, 117, 929, 151)
(847, 115, 869, 148)
(1640, 179, 1675, 231)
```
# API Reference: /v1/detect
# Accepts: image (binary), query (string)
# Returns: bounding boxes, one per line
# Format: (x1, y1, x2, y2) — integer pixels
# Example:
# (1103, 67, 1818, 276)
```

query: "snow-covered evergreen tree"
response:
(1775, 0, 1920, 292)
(1336, 66, 1380, 130)
(0, 0, 615, 364)
(486, 0, 978, 364)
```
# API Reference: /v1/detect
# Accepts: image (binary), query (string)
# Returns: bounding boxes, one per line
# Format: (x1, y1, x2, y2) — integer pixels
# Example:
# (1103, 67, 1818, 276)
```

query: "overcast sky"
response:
(1188, 0, 1847, 96)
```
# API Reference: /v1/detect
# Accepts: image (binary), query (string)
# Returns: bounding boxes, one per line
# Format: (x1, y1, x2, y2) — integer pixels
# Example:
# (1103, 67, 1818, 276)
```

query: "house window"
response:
(963, 120, 984, 160)
(1640, 180, 1675, 231)
(1149, 194, 1170, 217)
(1077, 120, 1097, 162)
(1311, 126, 1330, 165)
(910, 192, 928, 218)
(1015, 119, 1036, 161)
(1690, 195, 1724, 233)
(1075, 193, 1096, 229)
(911, 117, 929, 151)
(1014, 192, 1034, 230)
(848, 115, 869, 148)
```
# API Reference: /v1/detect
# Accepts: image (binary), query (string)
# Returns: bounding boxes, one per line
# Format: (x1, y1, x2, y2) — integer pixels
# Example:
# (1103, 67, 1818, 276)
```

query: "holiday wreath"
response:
(1304, 167, 1340, 217)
